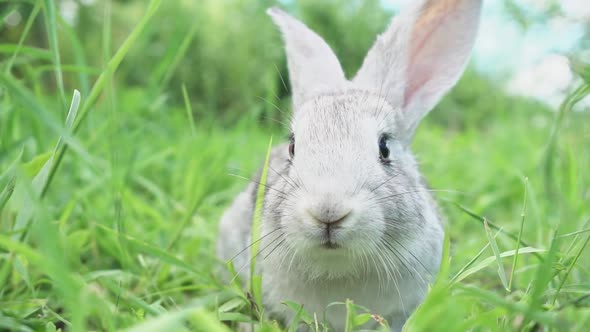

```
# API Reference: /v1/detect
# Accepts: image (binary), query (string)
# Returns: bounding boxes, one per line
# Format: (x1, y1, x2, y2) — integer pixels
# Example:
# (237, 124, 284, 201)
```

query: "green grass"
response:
(1, 0, 590, 331)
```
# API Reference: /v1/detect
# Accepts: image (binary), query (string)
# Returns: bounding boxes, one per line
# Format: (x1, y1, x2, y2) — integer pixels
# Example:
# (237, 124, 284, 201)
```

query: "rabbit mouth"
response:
(318, 225, 344, 249)
(320, 240, 341, 250)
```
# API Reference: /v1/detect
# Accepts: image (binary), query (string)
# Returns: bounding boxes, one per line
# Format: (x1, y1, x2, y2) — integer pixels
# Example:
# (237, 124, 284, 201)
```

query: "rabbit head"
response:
(265, 0, 481, 279)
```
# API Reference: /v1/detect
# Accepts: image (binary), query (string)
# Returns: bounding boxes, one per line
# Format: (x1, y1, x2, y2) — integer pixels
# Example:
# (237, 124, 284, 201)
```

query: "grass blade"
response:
(456, 285, 559, 327)
(450, 242, 490, 284)
(250, 136, 273, 310)
(0, 176, 16, 213)
(95, 224, 203, 276)
(509, 177, 528, 291)
(552, 232, 590, 305)
(452, 247, 545, 284)
(530, 230, 561, 312)
(57, 15, 91, 94)
(543, 81, 590, 194)
(121, 307, 230, 332)
(0, 149, 23, 214)
(455, 203, 540, 258)
(182, 83, 196, 135)
(42, 0, 66, 107)
(559, 227, 590, 239)
(53, 90, 81, 154)
(483, 218, 510, 292)
(72, 0, 162, 131)
(43, 0, 162, 198)
(4, 1, 41, 74)
(156, 20, 198, 88)
(13, 90, 81, 240)
(0, 75, 93, 165)
(0, 44, 51, 60)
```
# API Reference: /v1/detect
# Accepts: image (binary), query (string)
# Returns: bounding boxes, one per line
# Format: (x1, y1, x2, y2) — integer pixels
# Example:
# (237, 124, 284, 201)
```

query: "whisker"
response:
(368, 188, 463, 206)
(380, 237, 428, 288)
(368, 171, 402, 194)
(288, 164, 309, 193)
(268, 164, 301, 191)
(376, 241, 406, 316)
(287, 247, 300, 273)
(257, 95, 287, 115)
(229, 173, 291, 197)
(382, 232, 432, 275)
(229, 227, 281, 262)
(376, 71, 396, 128)
(276, 239, 294, 272)
(230, 232, 284, 284)
(274, 63, 289, 94)
(259, 114, 291, 129)
(375, 243, 396, 291)
(263, 237, 287, 260)
(366, 247, 384, 294)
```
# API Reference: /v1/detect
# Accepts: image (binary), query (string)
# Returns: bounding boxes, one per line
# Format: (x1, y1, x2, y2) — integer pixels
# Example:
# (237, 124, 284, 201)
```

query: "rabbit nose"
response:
(306, 198, 352, 226)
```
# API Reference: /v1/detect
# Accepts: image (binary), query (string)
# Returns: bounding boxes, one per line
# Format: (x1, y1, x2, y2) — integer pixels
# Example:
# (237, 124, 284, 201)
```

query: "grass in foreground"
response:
(1, 0, 590, 331)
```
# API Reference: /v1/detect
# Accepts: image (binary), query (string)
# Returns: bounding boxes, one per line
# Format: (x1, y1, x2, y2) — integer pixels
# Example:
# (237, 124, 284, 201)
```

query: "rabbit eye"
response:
(379, 135, 390, 160)
(289, 138, 295, 158)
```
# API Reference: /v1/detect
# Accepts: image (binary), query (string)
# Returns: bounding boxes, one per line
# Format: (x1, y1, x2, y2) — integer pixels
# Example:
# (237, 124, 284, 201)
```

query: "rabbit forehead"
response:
(292, 90, 402, 137)
(289, 92, 401, 187)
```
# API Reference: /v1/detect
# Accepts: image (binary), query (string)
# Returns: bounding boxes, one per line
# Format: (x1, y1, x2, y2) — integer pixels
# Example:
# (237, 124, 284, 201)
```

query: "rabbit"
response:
(217, 0, 482, 330)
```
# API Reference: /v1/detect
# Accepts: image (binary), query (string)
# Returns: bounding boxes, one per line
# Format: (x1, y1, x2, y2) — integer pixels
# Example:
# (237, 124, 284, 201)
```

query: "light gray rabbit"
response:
(217, 0, 482, 330)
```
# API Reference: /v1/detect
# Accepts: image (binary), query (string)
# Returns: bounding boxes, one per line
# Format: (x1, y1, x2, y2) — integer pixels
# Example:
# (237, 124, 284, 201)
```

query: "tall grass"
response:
(1, 0, 589, 331)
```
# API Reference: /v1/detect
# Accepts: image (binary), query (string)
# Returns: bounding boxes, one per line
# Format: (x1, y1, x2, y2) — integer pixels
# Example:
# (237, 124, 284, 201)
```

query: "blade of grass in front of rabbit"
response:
(250, 135, 273, 320)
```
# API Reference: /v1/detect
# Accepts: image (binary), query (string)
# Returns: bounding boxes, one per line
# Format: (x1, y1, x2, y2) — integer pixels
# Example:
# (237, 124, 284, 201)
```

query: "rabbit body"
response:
(218, 95, 442, 330)
(217, 0, 482, 330)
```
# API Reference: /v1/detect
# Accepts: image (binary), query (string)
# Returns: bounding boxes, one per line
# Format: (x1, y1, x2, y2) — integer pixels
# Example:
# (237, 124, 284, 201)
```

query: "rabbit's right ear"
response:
(354, 0, 482, 141)
(268, 7, 346, 109)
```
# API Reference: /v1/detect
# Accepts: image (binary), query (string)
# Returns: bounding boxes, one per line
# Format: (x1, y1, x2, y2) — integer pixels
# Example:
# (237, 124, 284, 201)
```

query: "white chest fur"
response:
(260, 257, 427, 331)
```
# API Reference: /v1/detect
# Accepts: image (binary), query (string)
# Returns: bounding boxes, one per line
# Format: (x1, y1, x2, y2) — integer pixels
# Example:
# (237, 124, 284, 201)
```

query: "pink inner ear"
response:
(403, 0, 459, 108)
(405, 63, 433, 108)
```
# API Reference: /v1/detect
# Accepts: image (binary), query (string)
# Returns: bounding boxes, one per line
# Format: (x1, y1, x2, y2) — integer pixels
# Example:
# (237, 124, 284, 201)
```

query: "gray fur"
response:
(217, 0, 481, 330)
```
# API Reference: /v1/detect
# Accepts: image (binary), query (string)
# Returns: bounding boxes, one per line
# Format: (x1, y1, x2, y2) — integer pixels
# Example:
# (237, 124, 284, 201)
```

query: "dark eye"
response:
(289, 138, 295, 158)
(379, 135, 390, 160)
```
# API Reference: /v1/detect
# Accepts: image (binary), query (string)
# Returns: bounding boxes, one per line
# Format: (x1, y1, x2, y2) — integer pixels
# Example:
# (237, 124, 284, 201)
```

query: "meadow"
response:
(0, 0, 589, 331)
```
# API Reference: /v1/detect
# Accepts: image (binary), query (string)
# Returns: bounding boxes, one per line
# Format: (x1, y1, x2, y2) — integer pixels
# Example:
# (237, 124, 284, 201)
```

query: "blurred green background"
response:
(0, 0, 589, 331)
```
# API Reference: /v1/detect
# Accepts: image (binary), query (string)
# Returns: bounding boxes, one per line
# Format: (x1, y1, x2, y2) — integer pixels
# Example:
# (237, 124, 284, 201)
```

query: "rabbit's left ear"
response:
(354, 0, 482, 140)
(268, 7, 346, 109)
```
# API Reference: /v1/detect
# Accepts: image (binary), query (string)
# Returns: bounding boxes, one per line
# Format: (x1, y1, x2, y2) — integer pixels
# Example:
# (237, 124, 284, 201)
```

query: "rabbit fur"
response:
(217, 0, 482, 330)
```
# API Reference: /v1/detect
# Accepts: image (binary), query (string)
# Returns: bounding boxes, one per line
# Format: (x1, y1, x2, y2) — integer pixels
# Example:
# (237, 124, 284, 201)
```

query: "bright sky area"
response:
(384, 0, 590, 108)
